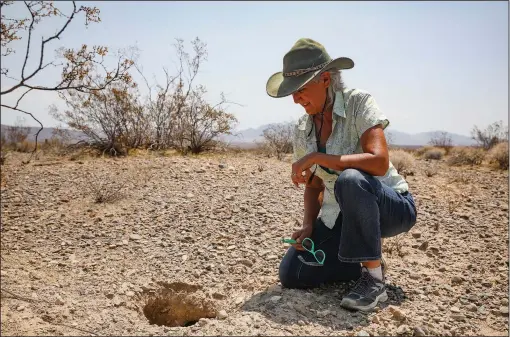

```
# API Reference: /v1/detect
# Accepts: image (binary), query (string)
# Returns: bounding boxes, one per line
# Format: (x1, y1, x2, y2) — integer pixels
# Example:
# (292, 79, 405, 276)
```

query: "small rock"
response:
(413, 326, 426, 336)
(356, 330, 370, 336)
(297, 320, 305, 326)
(239, 259, 253, 267)
(217, 310, 228, 320)
(411, 232, 421, 238)
(225, 195, 234, 201)
(418, 241, 428, 251)
(451, 276, 463, 284)
(388, 305, 406, 321)
(501, 298, 509, 306)
(126, 291, 135, 297)
(235, 296, 244, 305)
(129, 234, 142, 240)
(450, 306, 460, 313)
(409, 273, 421, 280)
(186, 193, 194, 198)
(450, 314, 466, 321)
(438, 266, 447, 272)
(500, 307, 509, 316)
(218, 164, 226, 169)
(396, 324, 410, 335)
(316, 309, 330, 318)
(270, 296, 281, 303)
(466, 303, 478, 312)
(195, 168, 206, 173)
(182, 255, 188, 262)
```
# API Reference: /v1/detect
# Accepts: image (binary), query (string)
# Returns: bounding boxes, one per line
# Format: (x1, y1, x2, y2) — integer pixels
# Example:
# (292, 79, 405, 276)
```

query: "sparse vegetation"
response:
(429, 131, 453, 154)
(1, 1, 135, 158)
(423, 147, 446, 160)
(471, 121, 508, 150)
(390, 149, 415, 174)
(261, 123, 293, 160)
(487, 142, 509, 170)
(447, 147, 485, 166)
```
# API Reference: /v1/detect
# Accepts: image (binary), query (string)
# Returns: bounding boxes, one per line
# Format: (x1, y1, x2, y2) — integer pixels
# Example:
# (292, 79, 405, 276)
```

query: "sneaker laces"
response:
(350, 269, 376, 297)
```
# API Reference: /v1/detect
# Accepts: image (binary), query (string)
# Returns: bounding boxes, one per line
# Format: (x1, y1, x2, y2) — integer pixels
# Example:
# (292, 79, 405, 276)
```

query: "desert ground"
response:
(1, 150, 508, 336)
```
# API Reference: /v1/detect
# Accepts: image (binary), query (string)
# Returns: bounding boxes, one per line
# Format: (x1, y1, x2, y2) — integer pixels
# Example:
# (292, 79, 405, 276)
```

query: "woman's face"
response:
(292, 72, 331, 115)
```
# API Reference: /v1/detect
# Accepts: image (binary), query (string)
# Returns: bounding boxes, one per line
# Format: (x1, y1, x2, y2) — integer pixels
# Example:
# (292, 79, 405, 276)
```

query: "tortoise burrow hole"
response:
(141, 282, 218, 327)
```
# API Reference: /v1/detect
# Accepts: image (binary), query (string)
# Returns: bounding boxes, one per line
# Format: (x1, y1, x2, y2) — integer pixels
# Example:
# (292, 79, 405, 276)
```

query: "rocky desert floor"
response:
(1, 151, 508, 336)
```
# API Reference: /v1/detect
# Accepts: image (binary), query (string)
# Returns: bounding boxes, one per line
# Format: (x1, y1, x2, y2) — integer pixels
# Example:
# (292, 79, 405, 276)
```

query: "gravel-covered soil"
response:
(1, 151, 508, 336)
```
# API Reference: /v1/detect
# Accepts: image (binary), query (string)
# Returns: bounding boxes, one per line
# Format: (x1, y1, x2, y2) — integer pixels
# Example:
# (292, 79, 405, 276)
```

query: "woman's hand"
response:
(290, 224, 313, 251)
(291, 153, 316, 186)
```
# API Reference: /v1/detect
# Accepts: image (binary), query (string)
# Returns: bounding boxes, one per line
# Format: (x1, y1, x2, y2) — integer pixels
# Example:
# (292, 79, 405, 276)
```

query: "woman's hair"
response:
(313, 68, 345, 109)
(326, 69, 345, 109)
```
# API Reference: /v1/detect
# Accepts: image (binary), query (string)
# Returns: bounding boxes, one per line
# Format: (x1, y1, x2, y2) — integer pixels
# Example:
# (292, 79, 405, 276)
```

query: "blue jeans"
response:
(279, 168, 417, 289)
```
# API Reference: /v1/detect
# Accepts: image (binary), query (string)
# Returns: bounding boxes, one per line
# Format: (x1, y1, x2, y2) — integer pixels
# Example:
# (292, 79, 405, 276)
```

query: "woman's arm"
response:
(310, 124, 390, 176)
(302, 174, 324, 227)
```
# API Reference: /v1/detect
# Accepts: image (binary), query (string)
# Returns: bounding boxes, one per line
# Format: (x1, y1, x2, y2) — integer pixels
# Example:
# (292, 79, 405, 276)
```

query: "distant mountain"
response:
(1, 123, 476, 148)
(221, 123, 476, 147)
(0, 124, 87, 142)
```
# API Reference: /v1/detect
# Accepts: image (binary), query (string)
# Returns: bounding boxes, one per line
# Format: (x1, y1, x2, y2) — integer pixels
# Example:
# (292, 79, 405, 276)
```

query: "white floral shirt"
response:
(292, 88, 409, 229)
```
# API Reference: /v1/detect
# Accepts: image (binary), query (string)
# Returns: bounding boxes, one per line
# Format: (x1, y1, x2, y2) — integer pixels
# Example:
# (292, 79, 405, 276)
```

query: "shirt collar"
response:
(297, 90, 346, 131)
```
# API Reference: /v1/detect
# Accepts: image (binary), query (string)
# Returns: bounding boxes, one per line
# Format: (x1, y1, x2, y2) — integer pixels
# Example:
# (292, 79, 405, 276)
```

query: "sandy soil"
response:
(1, 151, 508, 336)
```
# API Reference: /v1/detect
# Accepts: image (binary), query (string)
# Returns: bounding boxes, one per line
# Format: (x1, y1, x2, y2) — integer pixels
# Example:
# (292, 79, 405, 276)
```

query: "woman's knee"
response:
(335, 169, 371, 199)
(278, 248, 300, 288)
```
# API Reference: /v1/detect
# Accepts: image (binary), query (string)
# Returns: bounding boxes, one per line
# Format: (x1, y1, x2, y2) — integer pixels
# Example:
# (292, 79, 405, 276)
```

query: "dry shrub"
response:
(447, 147, 486, 166)
(415, 146, 434, 157)
(424, 166, 437, 177)
(86, 171, 127, 203)
(423, 147, 446, 160)
(487, 142, 509, 170)
(390, 149, 415, 173)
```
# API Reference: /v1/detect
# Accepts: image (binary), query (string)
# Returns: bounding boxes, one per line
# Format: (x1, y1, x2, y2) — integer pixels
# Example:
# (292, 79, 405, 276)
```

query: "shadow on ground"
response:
(241, 280, 407, 331)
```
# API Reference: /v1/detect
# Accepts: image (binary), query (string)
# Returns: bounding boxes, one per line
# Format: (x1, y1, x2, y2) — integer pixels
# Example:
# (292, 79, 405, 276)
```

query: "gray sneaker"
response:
(340, 267, 388, 311)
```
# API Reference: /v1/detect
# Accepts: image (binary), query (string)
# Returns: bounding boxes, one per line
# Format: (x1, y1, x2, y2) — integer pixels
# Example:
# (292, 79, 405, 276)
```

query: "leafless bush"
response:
(390, 149, 415, 173)
(5, 117, 31, 145)
(262, 123, 293, 160)
(51, 80, 147, 156)
(487, 142, 509, 170)
(471, 120, 508, 150)
(429, 131, 453, 154)
(86, 171, 128, 203)
(447, 147, 485, 166)
(423, 147, 446, 160)
(1, 1, 135, 159)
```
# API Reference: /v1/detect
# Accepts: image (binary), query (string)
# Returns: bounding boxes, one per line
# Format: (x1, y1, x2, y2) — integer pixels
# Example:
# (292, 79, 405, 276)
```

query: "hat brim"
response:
(266, 57, 354, 98)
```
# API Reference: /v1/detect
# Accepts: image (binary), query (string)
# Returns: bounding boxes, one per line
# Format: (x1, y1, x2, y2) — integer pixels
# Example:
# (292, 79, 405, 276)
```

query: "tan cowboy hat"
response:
(266, 38, 354, 98)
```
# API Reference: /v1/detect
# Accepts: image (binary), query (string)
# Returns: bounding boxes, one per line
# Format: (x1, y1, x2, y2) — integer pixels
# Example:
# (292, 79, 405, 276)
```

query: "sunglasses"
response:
(281, 237, 326, 265)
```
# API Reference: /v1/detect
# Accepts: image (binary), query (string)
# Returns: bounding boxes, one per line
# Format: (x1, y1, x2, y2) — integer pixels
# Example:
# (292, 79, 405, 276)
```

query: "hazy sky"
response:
(1, 1, 508, 136)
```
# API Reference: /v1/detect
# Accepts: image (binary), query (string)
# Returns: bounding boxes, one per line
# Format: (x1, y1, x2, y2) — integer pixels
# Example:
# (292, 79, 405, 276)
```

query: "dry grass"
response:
(86, 171, 128, 203)
(447, 147, 486, 166)
(423, 147, 446, 160)
(487, 142, 509, 170)
(390, 149, 415, 173)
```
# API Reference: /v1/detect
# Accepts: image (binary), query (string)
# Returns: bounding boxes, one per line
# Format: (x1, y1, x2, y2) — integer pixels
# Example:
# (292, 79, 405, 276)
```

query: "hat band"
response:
(283, 61, 329, 77)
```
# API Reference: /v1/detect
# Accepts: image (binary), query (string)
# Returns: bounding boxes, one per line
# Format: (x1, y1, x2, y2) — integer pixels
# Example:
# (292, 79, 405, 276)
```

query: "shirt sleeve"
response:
(292, 120, 307, 162)
(353, 92, 390, 138)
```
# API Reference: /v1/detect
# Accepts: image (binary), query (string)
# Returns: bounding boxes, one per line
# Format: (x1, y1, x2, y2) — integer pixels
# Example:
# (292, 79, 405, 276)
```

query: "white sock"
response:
(367, 266, 383, 281)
